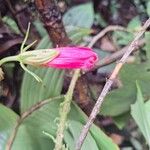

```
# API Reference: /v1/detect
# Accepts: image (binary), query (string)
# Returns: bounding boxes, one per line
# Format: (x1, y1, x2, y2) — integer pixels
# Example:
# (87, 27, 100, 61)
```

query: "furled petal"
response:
(43, 47, 98, 70)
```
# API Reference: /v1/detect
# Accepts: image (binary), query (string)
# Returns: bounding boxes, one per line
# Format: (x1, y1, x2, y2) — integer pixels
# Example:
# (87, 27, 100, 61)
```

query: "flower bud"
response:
(42, 47, 98, 70)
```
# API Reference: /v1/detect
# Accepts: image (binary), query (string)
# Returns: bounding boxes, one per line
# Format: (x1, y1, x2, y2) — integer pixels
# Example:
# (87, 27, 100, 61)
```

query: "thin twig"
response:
(5, 118, 22, 150)
(6, 95, 64, 150)
(75, 18, 150, 150)
(88, 25, 126, 48)
(21, 95, 64, 120)
(90, 39, 144, 71)
(54, 69, 80, 150)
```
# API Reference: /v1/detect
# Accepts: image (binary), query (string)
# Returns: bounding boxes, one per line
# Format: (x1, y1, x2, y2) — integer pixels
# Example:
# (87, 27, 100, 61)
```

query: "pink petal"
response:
(43, 47, 98, 70)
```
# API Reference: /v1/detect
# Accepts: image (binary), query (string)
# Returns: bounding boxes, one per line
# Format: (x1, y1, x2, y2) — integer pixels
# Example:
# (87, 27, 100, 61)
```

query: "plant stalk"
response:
(0, 56, 19, 66)
(54, 69, 80, 150)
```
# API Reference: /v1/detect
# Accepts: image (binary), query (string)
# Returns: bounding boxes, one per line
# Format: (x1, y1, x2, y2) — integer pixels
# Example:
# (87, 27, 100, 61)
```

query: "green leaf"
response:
(33, 20, 48, 37)
(21, 67, 64, 112)
(2, 16, 20, 34)
(127, 16, 141, 31)
(101, 59, 150, 116)
(63, 3, 94, 28)
(113, 112, 131, 129)
(145, 100, 150, 118)
(131, 82, 150, 147)
(113, 31, 133, 46)
(94, 13, 107, 27)
(69, 103, 119, 150)
(65, 120, 99, 150)
(12, 125, 40, 150)
(67, 27, 92, 44)
(0, 104, 18, 149)
(36, 35, 52, 49)
(94, 48, 115, 73)
(113, 17, 141, 46)
(24, 99, 118, 150)
(89, 124, 119, 150)
(147, 1, 150, 17)
(144, 32, 150, 59)
(1, 80, 117, 150)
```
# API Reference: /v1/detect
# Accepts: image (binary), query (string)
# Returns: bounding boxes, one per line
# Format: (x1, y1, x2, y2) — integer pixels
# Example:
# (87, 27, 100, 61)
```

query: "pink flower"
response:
(43, 47, 98, 70)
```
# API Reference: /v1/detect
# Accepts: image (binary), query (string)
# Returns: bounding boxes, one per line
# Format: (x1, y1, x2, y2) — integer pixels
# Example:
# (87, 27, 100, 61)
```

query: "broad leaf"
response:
(145, 32, 150, 59)
(65, 120, 99, 150)
(113, 31, 133, 46)
(1, 96, 112, 150)
(67, 27, 92, 44)
(21, 67, 64, 112)
(12, 125, 39, 150)
(69, 103, 119, 150)
(2, 16, 20, 34)
(112, 16, 141, 46)
(131, 83, 150, 147)
(127, 16, 141, 31)
(0, 104, 18, 150)
(101, 61, 150, 116)
(63, 3, 94, 28)
(33, 20, 48, 37)
(113, 112, 131, 129)
(89, 124, 119, 150)
(147, 1, 150, 17)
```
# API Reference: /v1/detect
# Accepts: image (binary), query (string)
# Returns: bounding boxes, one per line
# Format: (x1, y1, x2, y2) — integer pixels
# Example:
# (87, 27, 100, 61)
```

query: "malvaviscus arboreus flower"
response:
(42, 47, 98, 70)
(0, 47, 98, 81)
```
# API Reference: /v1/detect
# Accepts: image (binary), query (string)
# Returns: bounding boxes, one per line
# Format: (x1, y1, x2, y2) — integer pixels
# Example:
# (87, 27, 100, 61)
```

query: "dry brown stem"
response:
(88, 25, 126, 48)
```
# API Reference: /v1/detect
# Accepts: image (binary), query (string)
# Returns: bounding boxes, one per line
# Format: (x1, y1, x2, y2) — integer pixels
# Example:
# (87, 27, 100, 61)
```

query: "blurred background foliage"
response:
(0, 0, 150, 149)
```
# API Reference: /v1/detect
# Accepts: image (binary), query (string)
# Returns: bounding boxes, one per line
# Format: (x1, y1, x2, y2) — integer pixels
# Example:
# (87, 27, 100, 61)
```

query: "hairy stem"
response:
(54, 69, 80, 150)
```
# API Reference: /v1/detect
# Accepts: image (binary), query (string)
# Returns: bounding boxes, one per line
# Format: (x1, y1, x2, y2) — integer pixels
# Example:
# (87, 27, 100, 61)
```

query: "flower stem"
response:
(54, 69, 80, 150)
(0, 55, 19, 81)
(0, 56, 19, 66)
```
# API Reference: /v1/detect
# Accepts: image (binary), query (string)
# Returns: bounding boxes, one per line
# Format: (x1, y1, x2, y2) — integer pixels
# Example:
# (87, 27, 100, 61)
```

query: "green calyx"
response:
(18, 49, 59, 66)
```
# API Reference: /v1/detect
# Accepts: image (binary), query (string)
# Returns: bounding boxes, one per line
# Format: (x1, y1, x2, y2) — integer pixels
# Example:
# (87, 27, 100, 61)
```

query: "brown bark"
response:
(75, 77, 95, 116)
(35, 0, 71, 47)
